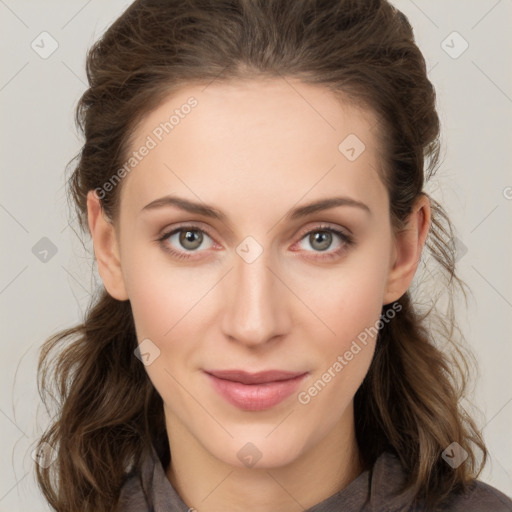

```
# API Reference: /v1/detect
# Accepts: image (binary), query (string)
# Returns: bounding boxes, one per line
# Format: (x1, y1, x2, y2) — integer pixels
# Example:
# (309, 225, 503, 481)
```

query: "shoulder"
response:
(369, 451, 512, 512)
(117, 468, 148, 512)
(116, 447, 191, 512)
(437, 479, 512, 511)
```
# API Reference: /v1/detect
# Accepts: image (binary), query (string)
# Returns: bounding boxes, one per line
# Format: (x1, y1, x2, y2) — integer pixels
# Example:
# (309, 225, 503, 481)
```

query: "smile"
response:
(204, 370, 309, 411)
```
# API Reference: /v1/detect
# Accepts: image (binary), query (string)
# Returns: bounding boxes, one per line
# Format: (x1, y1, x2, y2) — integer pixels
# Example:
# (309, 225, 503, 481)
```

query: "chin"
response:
(203, 427, 311, 470)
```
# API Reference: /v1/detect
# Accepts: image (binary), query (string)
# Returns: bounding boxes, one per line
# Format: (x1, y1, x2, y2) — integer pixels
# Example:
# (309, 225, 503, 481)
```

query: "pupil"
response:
(181, 230, 202, 249)
(312, 231, 331, 251)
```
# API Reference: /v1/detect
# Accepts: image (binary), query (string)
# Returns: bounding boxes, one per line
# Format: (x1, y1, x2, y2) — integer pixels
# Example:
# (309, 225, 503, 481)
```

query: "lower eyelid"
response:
(161, 228, 215, 249)
(295, 229, 351, 251)
(158, 226, 352, 257)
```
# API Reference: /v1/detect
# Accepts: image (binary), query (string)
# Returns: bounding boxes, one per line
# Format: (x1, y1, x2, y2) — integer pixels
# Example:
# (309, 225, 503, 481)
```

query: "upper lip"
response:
(205, 369, 307, 385)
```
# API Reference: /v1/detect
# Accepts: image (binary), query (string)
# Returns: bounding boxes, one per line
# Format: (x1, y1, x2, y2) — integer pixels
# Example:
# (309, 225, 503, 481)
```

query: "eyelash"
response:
(156, 223, 355, 261)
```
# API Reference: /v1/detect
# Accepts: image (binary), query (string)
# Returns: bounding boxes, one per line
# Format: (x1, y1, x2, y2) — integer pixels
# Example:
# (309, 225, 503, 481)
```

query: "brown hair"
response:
(36, 0, 487, 510)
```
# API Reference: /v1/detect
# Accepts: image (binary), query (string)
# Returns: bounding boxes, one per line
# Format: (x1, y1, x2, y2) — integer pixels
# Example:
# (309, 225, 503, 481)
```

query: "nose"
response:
(220, 246, 291, 348)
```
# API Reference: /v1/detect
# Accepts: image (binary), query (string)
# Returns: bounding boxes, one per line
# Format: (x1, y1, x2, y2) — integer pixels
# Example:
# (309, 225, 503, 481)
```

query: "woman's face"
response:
(96, 78, 408, 468)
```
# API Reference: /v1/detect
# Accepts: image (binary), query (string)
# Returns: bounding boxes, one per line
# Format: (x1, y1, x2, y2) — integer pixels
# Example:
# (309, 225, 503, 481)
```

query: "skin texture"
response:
(87, 78, 431, 512)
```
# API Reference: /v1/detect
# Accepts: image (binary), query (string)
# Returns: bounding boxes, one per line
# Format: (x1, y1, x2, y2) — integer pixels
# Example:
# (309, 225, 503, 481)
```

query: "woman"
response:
(35, 0, 512, 511)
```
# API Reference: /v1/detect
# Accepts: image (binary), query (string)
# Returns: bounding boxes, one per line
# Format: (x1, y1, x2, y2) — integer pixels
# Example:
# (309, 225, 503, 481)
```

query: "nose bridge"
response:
(221, 239, 288, 345)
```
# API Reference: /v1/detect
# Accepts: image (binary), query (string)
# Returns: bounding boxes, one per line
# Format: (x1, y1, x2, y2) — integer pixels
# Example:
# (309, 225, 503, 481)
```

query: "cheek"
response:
(295, 266, 386, 424)
(126, 274, 173, 340)
(301, 251, 390, 345)
(295, 241, 390, 406)
(124, 227, 391, 350)
(121, 240, 214, 339)
(124, 262, 207, 409)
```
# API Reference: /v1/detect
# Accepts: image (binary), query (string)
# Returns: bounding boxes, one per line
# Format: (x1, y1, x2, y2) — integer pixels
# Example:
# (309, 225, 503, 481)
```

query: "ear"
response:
(383, 194, 431, 305)
(86, 190, 129, 301)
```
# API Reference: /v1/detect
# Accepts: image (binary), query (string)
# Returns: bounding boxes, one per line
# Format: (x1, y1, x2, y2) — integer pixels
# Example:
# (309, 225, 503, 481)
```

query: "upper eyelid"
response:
(296, 223, 351, 239)
(159, 222, 350, 246)
(158, 222, 215, 241)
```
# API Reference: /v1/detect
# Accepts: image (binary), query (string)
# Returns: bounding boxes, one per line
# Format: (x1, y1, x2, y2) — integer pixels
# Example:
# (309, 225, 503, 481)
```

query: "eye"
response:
(157, 225, 215, 260)
(294, 225, 354, 260)
(157, 223, 354, 261)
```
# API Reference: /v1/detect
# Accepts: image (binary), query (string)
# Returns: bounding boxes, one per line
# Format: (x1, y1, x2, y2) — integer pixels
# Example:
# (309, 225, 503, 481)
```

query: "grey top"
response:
(117, 448, 512, 511)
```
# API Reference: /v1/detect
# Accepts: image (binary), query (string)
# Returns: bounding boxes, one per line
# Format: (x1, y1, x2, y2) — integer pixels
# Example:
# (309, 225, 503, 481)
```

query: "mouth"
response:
(203, 369, 308, 411)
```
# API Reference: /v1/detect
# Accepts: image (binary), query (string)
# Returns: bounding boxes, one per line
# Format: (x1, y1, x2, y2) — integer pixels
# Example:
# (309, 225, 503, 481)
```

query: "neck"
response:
(165, 409, 363, 512)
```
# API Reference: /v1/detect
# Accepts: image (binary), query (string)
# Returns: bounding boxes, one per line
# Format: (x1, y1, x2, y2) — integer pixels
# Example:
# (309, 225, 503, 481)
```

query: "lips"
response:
(205, 369, 306, 385)
(204, 369, 308, 411)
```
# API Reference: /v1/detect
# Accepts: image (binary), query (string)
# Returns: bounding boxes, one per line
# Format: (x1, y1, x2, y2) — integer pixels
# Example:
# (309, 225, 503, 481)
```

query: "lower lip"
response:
(205, 372, 307, 411)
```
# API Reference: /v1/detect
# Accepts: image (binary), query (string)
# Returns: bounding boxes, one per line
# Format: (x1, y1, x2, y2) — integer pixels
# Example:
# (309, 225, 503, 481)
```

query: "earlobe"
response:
(383, 194, 431, 305)
(86, 191, 129, 301)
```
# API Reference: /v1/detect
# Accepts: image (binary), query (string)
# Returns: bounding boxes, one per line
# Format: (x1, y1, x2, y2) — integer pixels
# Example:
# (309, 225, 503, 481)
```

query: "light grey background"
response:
(1, 0, 511, 509)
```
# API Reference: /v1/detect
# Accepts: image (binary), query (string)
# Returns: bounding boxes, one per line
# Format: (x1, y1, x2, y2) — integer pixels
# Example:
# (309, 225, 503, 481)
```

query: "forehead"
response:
(120, 78, 387, 218)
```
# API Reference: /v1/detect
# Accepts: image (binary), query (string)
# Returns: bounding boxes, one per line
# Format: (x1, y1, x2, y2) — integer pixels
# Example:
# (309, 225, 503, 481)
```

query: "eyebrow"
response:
(140, 195, 371, 221)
